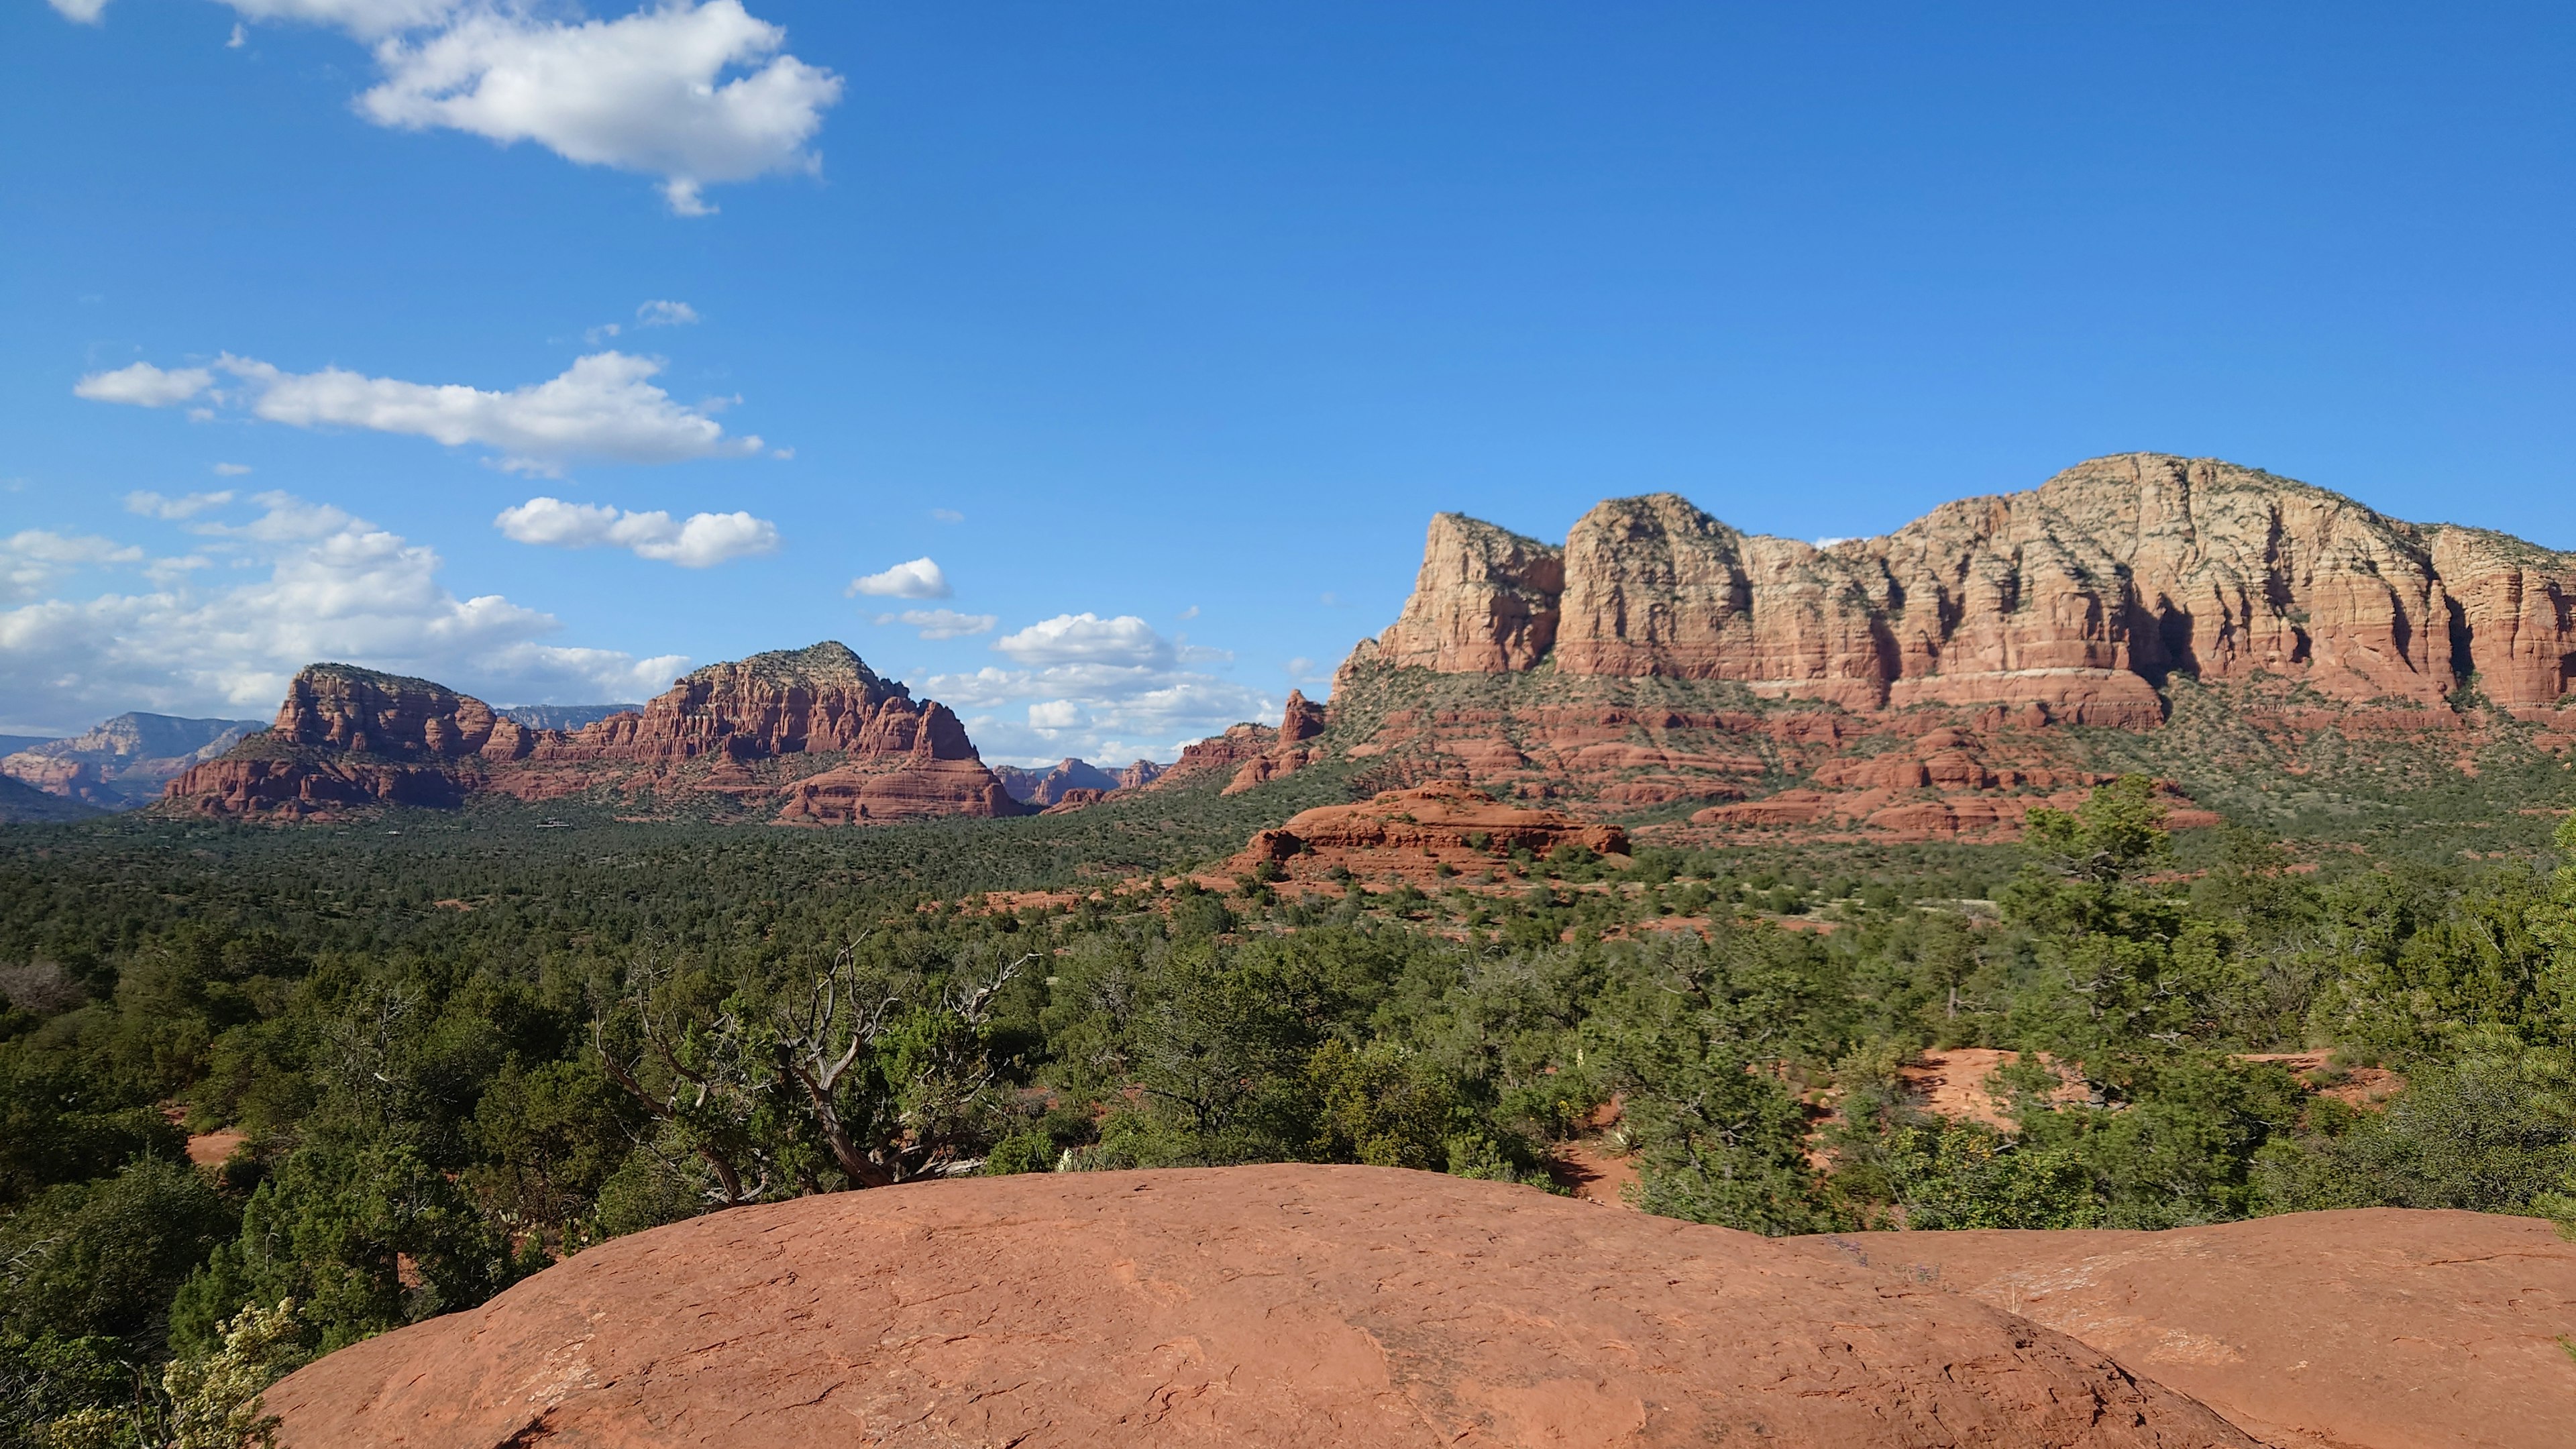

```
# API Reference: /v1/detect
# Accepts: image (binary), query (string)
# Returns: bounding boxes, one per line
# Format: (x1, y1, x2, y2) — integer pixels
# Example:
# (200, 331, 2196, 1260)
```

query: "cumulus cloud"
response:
(637, 299, 699, 326)
(78, 350, 762, 475)
(212, 462, 254, 476)
(494, 496, 778, 567)
(124, 490, 237, 521)
(917, 611, 1273, 766)
(3, 532, 146, 602)
(0, 491, 685, 733)
(875, 608, 995, 641)
(991, 612, 1172, 668)
(46, 0, 111, 23)
(74, 362, 211, 407)
(846, 557, 949, 600)
(357, 1, 843, 215)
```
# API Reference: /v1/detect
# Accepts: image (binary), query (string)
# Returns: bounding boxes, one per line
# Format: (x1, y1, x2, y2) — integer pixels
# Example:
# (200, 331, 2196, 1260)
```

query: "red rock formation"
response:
(164, 644, 1027, 824)
(1279, 688, 1328, 743)
(264, 1165, 2256, 1449)
(1216, 690, 1334, 796)
(1356, 454, 2576, 717)
(1788, 1208, 2576, 1449)
(2432, 525, 2576, 712)
(1148, 721, 1278, 790)
(1233, 782, 1628, 883)
(1373, 513, 1564, 672)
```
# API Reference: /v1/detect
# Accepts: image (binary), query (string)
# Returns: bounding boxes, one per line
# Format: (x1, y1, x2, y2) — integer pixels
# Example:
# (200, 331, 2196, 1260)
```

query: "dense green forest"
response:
(3, 772, 2574, 1447)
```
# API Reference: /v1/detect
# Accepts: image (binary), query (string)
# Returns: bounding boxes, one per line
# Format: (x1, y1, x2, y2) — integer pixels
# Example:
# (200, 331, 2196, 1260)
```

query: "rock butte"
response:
(1786, 1207, 2576, 1449)
(1234, 782, 1629, 885)
(1352, 453, 2576, 716)
(161, 642, 1026, 824)
(266, 1165, 2255, 1449)
(1307, 454, 2576, 838)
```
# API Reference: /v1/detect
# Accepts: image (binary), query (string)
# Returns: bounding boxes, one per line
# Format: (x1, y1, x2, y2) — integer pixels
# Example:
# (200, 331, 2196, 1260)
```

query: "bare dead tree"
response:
(771, 943, 902, 1188)
(770, 946, 1033, 1187)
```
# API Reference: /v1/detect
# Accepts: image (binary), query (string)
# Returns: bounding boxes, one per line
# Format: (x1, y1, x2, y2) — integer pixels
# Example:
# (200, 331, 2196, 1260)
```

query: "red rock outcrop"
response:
(1790, 1208, 2576, 1449)
(1354, 454, 2576, 717)
(264, 1165, 2254, 1449)
(164, 644, 1028, 824)
(1374, 513, 1565, 673)
(1234, 782, 1628, 884)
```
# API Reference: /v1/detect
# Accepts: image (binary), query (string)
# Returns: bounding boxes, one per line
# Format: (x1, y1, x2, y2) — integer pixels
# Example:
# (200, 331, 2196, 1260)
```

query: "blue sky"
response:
(5, 2, 2571, 763)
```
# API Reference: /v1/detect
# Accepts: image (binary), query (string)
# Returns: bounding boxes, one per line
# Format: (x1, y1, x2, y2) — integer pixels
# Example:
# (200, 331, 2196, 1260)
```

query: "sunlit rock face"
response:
(1358, 453, 2576, 720)
(162, 642, 1028, 823)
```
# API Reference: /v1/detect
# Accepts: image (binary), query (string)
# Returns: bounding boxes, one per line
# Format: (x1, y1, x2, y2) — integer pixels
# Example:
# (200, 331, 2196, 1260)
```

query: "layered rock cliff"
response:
(1348, 454, 2576, 719)
(163, 643, 1026, 823)
(1, 712, 264, 810)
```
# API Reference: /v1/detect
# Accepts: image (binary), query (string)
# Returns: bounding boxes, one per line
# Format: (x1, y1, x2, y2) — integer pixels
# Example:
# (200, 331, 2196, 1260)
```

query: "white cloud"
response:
(219, 0, 463, 40)
(358, 1, 843, 216)
(4, 532, 146, 602)
(0, 491, 686, 733)
(993, 612, 1172, 668)
(494, 496, 778, 567)
(125, 490, 237, 521)
(928, 508, 964, 525)
(213, 462, 254, 476)
(637, 299, 699, 326)
(915, 609, 1275, 765)
(74, 362, 212, 407)
(46, 0, 110, 23)
(847, 557, 949, 600)
(874, 608, 994, 641)
(80, 351, 762, 474)
(227, 22, 246, 46)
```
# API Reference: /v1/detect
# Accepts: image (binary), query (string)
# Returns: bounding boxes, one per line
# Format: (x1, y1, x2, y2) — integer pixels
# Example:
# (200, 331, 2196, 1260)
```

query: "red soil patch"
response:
(267, 1165, 2254, 1449)
(184, 1130, 246, 1168)
(1899, 1048, 2089, 1128)
(2237, 1051, 2405, 1109)
(1792, 1208, 2576, 1449)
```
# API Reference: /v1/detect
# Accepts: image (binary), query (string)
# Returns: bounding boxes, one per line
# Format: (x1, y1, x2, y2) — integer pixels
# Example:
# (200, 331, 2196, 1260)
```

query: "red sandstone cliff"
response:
(1346, 454, 2576, 718)
(164, 643, 1027, 823)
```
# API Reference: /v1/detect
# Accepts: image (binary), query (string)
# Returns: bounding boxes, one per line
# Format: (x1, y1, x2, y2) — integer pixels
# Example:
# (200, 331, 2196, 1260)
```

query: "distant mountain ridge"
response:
(500, 704, 645, 732)
(1, 712, 266, 810)
(160, 643, 1027, 824)
(992, 757, 1168, 807)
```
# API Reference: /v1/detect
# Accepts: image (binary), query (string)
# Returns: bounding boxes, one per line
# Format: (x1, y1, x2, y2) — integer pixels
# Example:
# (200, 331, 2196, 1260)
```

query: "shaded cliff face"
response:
(0, 712, 263, 810)
(1353, 454, 2576, 717)
(164, 643, 1027, 823)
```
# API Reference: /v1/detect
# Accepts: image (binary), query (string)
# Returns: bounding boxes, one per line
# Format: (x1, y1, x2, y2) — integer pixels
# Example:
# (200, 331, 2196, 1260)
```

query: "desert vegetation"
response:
(2, 770, 2573, 1445)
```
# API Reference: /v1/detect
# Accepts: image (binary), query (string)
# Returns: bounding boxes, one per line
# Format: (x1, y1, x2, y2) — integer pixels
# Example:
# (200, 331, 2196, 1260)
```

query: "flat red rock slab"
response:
(269, 1164, 2251, 1449)
(1789, 1208, 2576, 1449)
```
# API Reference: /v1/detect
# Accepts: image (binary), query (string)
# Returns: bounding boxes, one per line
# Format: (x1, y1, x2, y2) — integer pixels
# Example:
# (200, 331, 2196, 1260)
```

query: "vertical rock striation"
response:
(1350, 454, 2576, 720)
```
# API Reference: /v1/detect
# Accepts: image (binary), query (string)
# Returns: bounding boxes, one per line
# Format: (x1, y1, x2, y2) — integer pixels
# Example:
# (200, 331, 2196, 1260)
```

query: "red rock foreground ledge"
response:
(1789, 1208, 2576, 1449)
(269, 1165, 2251, 1448)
